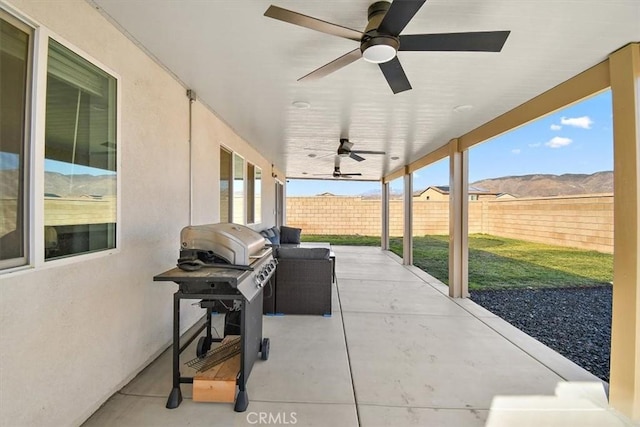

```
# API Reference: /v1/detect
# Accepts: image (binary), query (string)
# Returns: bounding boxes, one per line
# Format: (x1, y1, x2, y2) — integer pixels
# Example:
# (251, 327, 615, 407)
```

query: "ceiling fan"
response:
(313, 157, 363, 179)
(264, 1, 510, 94)
(338, 138, 385, 162)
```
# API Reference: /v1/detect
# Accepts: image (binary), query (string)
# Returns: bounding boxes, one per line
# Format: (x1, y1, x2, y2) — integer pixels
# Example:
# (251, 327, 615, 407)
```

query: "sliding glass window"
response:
(44, 39, 117, 260)
(233, 154, 245, 224)
(247, 163, 261, 224)
(220, 147, 232, 222)
(0, 14, 31, 269)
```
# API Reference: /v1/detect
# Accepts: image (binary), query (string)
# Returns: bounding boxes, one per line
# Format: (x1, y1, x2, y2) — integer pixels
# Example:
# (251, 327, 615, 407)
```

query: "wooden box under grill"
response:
(192, 353, 240, 403)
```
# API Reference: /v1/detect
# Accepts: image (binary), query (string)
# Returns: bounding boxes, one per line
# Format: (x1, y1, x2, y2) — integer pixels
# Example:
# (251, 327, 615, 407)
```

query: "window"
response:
(220, 147, 232, 222)
(232, 153, 245, 224)
(44, 39, 117, 260)
(255, 167, 262, 224)
(0, 14, 31, 269)
(246, 163, 261, 224)
(247, 163, 255, 224)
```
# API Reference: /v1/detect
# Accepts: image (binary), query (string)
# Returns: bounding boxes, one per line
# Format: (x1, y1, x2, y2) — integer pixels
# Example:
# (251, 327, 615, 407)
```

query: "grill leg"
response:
(206, 306, 213, 342)
(166, 291, 183, 409)
(234, 389, 249, 412)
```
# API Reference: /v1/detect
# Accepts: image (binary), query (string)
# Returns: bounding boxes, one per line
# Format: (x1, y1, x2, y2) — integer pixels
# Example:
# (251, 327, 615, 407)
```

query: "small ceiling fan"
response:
(313, 157, 362, 179)
(338, 138, 385, 162)
(264, 1, 510, 94)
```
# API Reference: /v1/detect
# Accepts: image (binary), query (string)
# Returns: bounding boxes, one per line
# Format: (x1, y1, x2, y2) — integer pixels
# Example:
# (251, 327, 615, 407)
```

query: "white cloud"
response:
(560, 116, 593, 129)
(528, 143, 541, 148)
(550, 124, 562, 131)
(511, 149, 521, 154)
(545, 136, 573, 148)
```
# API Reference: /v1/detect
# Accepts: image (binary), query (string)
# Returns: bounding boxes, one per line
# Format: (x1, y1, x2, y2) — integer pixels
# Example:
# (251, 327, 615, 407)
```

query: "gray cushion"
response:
(261, 228, 275, 238)
(261, 227, 280, 245)
(277, 247, 330, 260)
(270, 226, 280, 239)
(280, 226, 301, 244)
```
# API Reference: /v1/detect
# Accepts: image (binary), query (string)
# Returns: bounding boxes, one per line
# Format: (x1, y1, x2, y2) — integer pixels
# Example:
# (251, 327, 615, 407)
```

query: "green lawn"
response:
(302, 233, 613, 290)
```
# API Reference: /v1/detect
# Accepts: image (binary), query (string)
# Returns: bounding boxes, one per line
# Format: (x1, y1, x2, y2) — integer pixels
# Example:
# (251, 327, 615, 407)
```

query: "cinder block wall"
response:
(286, 194, 613, 253)
(483, 195, 613, 253)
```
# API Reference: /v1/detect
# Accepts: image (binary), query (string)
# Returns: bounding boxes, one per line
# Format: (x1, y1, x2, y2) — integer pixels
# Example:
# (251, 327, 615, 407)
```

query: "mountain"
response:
(470, 171, 613, 198)
(0, 170, 116, 198)
(360, 188, 403, 200)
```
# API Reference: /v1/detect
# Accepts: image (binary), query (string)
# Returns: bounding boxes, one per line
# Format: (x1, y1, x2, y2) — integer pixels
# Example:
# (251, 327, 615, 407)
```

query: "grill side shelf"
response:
(154, 267, 249, 285)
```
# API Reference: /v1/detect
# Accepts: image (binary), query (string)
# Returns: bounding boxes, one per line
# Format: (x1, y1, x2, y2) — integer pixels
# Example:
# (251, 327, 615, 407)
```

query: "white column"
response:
(403, 169, 413, 265)
(381, 180, 390, 250)
(609, 43, 640, 421)
(448, 140, 469, 298)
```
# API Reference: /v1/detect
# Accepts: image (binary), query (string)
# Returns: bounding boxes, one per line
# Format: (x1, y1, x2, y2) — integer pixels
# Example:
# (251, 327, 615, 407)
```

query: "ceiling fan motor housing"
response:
(338, 138, 352, 156)
(362, 1, 399, 63)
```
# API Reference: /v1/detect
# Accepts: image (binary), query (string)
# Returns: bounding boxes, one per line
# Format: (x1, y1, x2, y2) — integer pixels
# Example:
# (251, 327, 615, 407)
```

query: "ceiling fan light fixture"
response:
(292, 100, 311, 109)
(361, 36, 399, 64)
(453, 104, 474, 113)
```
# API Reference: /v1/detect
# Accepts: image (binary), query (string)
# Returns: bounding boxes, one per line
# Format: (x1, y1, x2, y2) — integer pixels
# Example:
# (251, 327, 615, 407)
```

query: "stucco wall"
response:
(287, 194, 613, 253)
(0, 1, 276, 426)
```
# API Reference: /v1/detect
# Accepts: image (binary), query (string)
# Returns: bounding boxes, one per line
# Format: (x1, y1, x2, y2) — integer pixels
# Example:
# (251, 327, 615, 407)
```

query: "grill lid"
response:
(180, 223, 266, 266)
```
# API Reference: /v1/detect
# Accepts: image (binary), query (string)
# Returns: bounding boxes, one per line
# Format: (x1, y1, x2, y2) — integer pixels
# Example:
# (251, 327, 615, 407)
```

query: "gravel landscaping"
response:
(470, 285, 612, 382)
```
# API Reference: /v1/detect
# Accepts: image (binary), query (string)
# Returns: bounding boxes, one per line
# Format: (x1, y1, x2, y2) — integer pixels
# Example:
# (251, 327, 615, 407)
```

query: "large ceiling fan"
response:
(264, 1, 510, 94)
(314, 157, 363, 179)
(337, 138, 385, 162)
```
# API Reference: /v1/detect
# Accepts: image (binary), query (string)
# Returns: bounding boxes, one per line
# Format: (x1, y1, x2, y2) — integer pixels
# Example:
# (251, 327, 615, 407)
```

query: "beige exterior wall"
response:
(287, 194, 614, 253)
(0, 2, 277, 426)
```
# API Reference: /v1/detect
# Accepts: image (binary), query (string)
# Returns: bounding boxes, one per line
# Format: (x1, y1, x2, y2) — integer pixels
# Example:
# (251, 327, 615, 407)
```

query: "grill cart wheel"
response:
(260, 338, 270, 361)
(196, 336, 211, 358)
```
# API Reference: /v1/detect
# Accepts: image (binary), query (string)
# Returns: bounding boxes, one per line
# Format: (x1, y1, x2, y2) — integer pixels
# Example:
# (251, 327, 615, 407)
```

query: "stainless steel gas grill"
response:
(154, 223, 277, 412)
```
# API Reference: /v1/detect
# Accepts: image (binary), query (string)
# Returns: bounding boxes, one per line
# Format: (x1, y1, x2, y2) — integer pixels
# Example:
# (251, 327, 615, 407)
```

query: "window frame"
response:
(246, 163, 262, 225)
(43, 38, 118, 261)
(0, 10, 33, 270)
(0, 9, 122, 274)
(219, 146, 232, 223)
(232, 152, 246, 225)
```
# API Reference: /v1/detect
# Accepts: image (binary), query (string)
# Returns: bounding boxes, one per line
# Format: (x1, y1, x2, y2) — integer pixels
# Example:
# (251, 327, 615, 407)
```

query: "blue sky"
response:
(288, 90, 613, 196)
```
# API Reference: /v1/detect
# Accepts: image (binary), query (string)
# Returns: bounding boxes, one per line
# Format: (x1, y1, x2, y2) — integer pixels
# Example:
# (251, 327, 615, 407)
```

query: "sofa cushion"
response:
(261, 227, 280, 245)
(277, 247, 330, 260)
(280, 226, 301, 244)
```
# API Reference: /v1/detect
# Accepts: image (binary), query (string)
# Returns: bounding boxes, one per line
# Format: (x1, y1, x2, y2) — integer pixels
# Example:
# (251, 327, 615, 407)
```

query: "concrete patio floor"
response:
(83, 246, 606, 427)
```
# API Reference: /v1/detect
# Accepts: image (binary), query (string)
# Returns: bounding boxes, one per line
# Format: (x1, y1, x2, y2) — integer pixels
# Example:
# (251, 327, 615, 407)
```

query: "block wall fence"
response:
(286, 194, 614, 253)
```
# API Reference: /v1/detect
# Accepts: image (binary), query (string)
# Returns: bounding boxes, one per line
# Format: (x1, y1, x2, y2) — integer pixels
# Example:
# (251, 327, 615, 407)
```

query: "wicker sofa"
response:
(262, 244, 333, 316)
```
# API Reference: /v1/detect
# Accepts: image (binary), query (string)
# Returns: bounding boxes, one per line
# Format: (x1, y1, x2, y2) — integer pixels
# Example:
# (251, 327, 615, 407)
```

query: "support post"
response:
(609, 42, 640, 421)
(448, 139, 469, 298)
(403, 168, 413, 265)
(381, 180, 390, 250)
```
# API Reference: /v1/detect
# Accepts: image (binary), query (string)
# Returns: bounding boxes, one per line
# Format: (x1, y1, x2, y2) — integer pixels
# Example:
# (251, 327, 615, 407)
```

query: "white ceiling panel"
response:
(90, 0, 640, 180)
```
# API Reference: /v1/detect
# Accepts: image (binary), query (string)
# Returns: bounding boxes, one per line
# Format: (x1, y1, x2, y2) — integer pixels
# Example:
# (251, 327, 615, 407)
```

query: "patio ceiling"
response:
(90, 0, 639, 181)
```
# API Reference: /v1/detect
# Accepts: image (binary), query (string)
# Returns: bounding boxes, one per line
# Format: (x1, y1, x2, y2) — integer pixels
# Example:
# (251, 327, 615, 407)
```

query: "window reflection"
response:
(44, 39, 117, 260)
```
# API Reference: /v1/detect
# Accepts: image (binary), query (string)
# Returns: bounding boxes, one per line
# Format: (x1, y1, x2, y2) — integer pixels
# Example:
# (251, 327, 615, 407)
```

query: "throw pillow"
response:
(280, 226, 302, 244)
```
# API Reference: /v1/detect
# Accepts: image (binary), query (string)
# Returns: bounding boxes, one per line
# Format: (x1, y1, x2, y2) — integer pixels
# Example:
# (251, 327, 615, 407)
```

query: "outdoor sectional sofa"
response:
(261, 226, 333, 316)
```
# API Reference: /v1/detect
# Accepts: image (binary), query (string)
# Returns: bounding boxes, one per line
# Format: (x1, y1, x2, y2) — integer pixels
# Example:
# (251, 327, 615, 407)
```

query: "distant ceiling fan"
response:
(264, 1, 510, 94)
(313, 157, 362, 179)
(338, 138, 385, 162)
